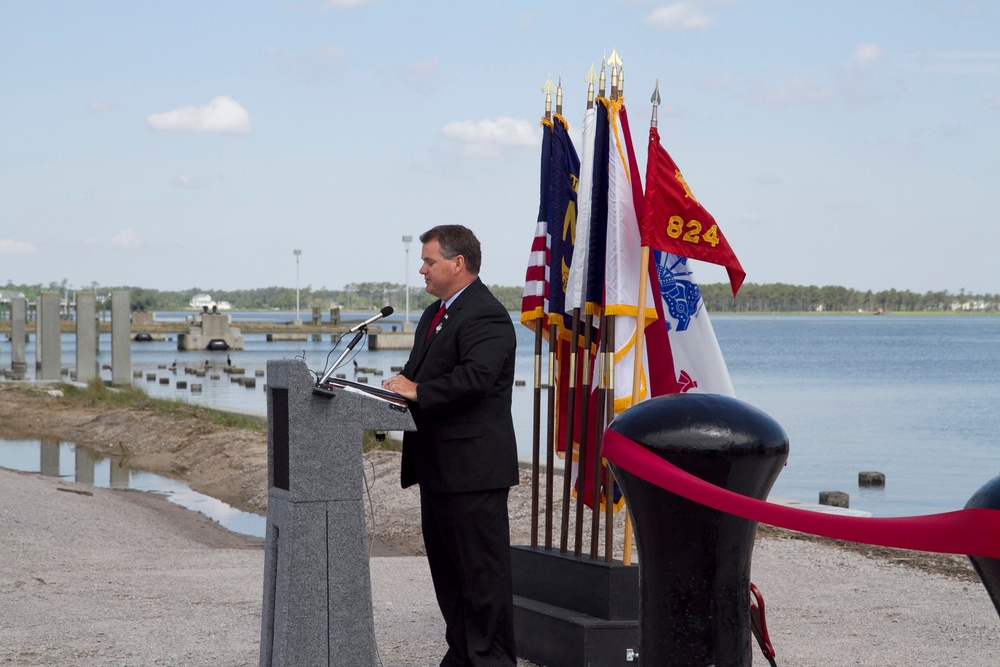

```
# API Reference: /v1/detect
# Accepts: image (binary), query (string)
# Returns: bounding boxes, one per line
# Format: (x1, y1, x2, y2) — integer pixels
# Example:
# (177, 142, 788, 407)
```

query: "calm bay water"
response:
(7, 310, 1000, 519)
(717, 314, 1000, 518)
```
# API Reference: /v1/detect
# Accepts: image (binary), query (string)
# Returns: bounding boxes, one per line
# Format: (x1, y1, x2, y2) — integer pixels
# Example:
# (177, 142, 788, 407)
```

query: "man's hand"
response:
(382, 374, 418, 401)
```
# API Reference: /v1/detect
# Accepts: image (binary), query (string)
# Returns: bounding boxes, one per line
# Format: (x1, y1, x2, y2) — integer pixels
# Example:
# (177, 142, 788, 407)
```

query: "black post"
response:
(965, 475, 1000, 619)
(606, 393, 788, 667)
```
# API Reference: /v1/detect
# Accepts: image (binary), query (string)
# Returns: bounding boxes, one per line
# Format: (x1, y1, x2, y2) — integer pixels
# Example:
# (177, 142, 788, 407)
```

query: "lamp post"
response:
(402, 235, 413, 332)
(293, 249, 302, 326)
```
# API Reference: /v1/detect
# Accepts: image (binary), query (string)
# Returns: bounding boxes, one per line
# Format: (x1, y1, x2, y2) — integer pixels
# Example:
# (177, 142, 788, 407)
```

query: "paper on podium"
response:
(313, 376, 410, 411)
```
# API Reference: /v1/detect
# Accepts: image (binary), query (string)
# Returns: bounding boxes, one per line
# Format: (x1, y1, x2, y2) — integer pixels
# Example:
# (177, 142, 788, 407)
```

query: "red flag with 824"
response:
(641, 126, 745, 296)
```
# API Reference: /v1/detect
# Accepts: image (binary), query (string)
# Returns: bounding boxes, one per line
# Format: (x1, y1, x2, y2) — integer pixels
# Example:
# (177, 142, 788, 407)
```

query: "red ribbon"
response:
(602, 428, 1000, 559)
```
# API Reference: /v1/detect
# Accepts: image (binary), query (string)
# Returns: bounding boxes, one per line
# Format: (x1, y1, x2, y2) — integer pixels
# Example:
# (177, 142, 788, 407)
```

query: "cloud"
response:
(899, 50, 1000, 75)
(852, 43, 884, 68)
(111, 229, 141, 248)
(700, 68, 735, 92)
(748, 71, 836, 109)
(403, 57, 441, 93)
(267, 44, 347, 81)
(0, 239, 35, 255)
(88, 100, 116, 111)
(517, 11, 539, 28)
(147, 96, 252, 134)
(306, 44, 347, 71)
(173, 173, 213, 189)
(324, 0, 373, 8)
(645, 2, 716, 30)
(282, 0, 373, 11)
(441, 117, 539, 157)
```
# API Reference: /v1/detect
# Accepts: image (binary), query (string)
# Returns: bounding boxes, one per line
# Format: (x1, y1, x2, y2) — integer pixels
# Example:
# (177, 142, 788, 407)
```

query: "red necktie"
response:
(426, 302, 446, 339)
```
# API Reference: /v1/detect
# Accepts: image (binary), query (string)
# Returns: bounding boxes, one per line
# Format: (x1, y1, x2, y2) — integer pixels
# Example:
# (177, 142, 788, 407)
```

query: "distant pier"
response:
(0, 310, 408, 349)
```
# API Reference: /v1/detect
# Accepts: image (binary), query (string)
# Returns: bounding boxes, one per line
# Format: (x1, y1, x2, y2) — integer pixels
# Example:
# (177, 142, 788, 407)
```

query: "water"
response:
(0, 437, 265, 537)
(4, 310, 1000, 519)
(714, 314, 1000, 518)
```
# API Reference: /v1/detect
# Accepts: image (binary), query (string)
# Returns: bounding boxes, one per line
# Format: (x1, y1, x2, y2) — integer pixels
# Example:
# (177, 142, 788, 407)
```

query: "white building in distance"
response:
(188, 293, 232, 310)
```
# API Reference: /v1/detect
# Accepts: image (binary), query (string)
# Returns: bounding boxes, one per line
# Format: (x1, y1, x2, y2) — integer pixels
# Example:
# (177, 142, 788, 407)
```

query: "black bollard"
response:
(607, 393, 788, 667)
(965, 475, 1000, 618)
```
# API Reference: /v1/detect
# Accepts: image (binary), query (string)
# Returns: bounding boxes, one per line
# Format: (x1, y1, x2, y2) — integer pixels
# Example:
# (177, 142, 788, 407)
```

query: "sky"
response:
(2, 0, 999, 296)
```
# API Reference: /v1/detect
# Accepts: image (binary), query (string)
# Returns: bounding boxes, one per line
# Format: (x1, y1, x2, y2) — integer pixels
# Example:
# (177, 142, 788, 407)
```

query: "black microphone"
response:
(349, 306, 394, 333)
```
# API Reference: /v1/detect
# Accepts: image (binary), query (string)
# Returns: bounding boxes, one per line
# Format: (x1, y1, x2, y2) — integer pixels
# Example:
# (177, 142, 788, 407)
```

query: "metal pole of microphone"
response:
(316, 307, 393, 386)
(317, 327, 368, 385)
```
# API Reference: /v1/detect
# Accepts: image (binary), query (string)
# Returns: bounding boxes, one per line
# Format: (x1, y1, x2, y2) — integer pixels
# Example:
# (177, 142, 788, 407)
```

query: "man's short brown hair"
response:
(420, 225, 482, 274)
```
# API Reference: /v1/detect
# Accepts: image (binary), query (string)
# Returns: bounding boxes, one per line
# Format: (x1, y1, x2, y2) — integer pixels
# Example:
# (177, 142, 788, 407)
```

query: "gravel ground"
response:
(2, 466, 999, 666)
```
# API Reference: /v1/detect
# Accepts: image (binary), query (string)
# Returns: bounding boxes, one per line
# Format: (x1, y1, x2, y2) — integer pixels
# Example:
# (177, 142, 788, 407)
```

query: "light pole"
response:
(293, 249, 302, 326)
(402, 235, 413, 332)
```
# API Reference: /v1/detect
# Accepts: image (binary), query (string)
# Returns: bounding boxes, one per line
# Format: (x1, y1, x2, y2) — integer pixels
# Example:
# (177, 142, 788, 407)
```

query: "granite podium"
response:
(259, 359, 415, 667)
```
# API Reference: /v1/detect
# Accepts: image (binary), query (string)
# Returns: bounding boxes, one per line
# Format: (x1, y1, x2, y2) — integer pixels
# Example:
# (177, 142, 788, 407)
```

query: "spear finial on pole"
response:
(608, 47, 622, 100)
(599, 52, 607, 98)
(556, 74, 564, 116)
(650, 79, 661, 128)
(542, 75, 555, 121)
(585, 63, 597, 109)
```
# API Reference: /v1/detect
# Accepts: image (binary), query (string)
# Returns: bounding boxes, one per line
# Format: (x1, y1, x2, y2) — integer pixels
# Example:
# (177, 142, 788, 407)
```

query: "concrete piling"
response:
(819, 491, 850, 508)
(11, 297, 27, 379)
(111, 291, 131, 387)
(38, 292, 61, 381)
(75, 292, 98, 383)
(858, 471, 885, 487)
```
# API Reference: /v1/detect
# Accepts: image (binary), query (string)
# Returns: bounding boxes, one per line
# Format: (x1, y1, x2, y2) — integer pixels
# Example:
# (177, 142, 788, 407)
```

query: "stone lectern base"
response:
(259, 360, 414, 667)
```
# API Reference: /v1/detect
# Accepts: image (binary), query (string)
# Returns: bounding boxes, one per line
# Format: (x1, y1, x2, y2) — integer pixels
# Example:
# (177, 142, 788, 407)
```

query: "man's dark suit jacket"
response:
(400, 277, 519, 493)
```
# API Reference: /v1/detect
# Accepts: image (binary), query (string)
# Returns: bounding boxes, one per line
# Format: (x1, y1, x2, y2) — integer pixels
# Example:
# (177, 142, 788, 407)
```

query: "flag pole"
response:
(586, 55, 611, 560)
(569, 65, 599, 556)
(559, 66, 597, 554)
(628, 82, 659, 405)
(531, 322, 542, 548)
(599, 315, 615, 561)
(590, 313, 611, 559)
(542, 77, 569, 551)
(530, 76, 556, 548)
(546, 319, 557, 550)
(620, 81, 661, 567)
(574, 54, 607, 557)
(574, 310, 594, 555)
(558, 310, 579, 553)
(604, 49, 624, 563)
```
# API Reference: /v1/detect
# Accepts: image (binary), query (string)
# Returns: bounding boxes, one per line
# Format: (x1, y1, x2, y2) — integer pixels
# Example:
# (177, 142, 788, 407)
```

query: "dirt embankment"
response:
(0, 383, 564, 558)
(0, 384, 270, 515)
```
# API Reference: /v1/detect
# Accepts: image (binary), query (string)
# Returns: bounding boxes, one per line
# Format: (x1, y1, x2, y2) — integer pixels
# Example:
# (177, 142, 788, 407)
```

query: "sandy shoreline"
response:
(2, 384, 1000, 665)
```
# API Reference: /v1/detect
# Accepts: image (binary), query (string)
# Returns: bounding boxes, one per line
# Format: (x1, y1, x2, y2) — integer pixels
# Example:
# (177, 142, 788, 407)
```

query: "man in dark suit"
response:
(382, 224, 518, 667)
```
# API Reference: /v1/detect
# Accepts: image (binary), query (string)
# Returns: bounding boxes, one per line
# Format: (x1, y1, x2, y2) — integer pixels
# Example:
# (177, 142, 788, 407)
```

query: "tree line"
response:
(697, 283, 999, 313)
(2, 280, 997, 315)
